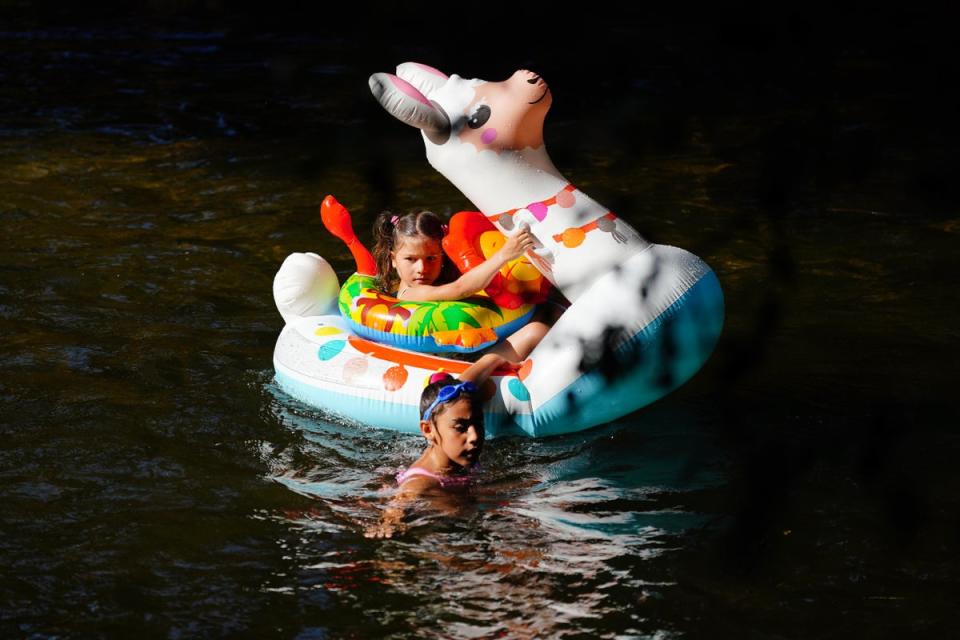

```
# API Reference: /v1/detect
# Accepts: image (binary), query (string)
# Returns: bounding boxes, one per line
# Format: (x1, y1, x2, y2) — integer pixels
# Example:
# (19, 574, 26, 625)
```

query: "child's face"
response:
(425, 397, 484, 470)
(391, 235, 444, 288)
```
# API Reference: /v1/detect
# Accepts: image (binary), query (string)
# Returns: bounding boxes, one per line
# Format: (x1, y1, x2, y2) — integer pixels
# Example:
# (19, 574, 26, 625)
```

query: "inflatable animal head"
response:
(370, 63, 551, 153)
(369, 63, 566, 214)
(370, 62, 649, 302)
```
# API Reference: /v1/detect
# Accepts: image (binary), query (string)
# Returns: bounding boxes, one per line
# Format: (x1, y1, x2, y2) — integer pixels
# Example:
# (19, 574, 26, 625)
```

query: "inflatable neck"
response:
(424, 132, 652, 303)
(425, 137, 573, 214)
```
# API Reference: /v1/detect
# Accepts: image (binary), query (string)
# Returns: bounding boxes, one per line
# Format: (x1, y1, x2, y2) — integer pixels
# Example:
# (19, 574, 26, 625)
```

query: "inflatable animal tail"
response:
(320, 195, 378, 276)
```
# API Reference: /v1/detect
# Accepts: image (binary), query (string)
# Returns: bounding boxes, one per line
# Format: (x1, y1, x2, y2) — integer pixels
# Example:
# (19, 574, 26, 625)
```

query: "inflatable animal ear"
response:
(369, 72, 450, 144)
(395, 62, 448, 97)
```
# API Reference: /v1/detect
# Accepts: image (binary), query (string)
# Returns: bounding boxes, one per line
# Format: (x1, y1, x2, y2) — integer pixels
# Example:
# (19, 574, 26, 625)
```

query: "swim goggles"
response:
(422, 381, 478, 422)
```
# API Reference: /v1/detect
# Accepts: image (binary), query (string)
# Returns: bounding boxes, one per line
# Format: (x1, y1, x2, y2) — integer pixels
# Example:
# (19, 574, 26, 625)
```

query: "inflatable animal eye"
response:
(467, 105, 491, 129)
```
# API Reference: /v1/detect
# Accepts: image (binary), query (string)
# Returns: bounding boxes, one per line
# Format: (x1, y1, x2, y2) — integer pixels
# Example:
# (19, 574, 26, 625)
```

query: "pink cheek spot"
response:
(481, 128, 498, 144)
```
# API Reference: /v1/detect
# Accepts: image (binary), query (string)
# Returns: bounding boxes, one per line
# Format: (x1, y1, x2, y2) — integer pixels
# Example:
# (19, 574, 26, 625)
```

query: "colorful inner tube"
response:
(337, 272, 534, 354)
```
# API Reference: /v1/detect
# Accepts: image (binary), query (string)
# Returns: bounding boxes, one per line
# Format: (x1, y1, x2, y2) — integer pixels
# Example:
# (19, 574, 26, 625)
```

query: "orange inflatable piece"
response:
(346, 336, 518, 377)
(320, 195, 377, 276)
(442, 211, 551, 309)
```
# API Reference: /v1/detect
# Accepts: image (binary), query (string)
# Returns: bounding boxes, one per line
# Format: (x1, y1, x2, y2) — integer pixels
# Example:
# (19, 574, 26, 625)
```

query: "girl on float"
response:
(371, 209, 548, 363)
(366, 352, 509, 538)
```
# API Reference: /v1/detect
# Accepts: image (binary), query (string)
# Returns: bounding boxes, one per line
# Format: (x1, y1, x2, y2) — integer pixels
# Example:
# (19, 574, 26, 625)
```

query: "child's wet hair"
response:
(419, 374, 481, 423)
(372, 209, 457, 293)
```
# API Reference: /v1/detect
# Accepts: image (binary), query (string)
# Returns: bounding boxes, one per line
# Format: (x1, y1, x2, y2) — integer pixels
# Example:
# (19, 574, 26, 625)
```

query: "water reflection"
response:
(4, 12, 954, 637)
(264, 387, 721, 637)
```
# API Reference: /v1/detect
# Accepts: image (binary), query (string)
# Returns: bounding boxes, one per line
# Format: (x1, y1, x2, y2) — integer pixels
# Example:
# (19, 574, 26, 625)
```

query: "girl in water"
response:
(372, 209, 547, 364)
(366, 352, 509, 538)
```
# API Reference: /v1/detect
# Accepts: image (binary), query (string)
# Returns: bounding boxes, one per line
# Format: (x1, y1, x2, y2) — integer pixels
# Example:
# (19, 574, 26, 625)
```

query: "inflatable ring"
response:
(317, 194, 535, 354)
(274, 64, 725, 437)
(275, 243, 723, 437)
(338, 272, 534, 353)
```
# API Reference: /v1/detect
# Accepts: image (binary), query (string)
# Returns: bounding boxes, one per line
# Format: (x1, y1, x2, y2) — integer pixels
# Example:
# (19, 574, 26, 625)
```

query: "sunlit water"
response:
(266, 392, 721, 638)
(2, 13, 958, 639)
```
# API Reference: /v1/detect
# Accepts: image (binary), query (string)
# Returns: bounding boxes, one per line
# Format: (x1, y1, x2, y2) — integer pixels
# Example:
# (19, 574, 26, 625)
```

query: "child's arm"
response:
(365, 503, 406, 539)
(459, 353, 516, 385)
(398, 227, 535, 301)
(364, 476, 440, 539)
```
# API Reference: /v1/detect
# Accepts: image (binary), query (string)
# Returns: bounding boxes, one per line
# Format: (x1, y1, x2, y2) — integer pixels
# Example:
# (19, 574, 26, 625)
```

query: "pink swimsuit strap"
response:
(396, 466, 473, 489)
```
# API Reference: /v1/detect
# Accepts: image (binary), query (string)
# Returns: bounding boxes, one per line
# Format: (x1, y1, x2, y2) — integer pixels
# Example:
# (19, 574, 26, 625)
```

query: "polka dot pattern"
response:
(383, 364, 408, 392)
(527, 201, 548, 221)
(342, 357, 368, 384)
(556, 189, 576, 208)
(507, 378, 530, 401)
(318, 340, 346, 361)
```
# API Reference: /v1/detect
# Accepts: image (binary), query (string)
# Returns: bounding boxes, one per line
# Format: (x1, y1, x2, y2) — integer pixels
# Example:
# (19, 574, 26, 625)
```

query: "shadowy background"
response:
(2, 1, 959, 637)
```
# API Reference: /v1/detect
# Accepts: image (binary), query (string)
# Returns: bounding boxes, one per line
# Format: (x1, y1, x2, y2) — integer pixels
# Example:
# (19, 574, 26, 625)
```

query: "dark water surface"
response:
(2, 7, 959, 638)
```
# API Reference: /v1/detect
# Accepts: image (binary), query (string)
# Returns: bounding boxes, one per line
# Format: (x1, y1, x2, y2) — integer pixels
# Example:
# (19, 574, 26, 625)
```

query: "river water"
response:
(2, 8, 958, 638)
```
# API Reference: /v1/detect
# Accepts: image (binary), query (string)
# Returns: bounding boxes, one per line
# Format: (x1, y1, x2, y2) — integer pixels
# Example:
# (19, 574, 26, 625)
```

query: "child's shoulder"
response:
(398, 474, 440, 494)
(396, 466, 442, 493)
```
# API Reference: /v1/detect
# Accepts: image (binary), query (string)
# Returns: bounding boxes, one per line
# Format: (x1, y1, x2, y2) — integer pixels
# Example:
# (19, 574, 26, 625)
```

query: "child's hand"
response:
(499, 226, 536, 261)
(364, 505, 406, 539)
(364, 520, 405, 539)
